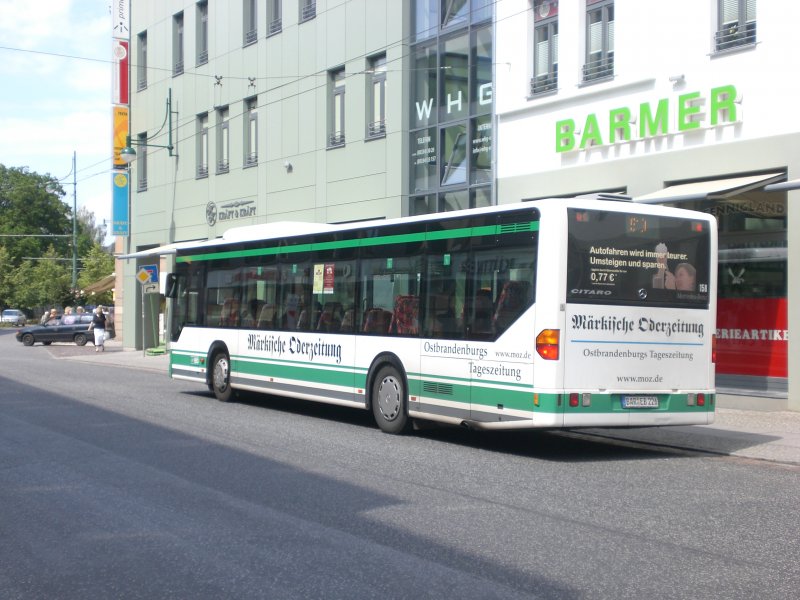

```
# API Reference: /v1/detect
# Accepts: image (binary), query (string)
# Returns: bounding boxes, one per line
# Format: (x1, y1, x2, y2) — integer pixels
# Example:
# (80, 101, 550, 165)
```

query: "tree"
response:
(78, 244, 115, 306)
(8, 246, 71, 310)
(0, 165, 72, 266)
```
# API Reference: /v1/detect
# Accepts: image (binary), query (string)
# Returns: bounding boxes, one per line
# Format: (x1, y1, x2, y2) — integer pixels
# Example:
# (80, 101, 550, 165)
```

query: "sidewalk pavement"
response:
(64, 339, 800, 467)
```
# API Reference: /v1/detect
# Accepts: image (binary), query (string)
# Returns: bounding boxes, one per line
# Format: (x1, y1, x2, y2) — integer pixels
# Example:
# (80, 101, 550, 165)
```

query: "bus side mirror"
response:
(165, 273, 179, 299)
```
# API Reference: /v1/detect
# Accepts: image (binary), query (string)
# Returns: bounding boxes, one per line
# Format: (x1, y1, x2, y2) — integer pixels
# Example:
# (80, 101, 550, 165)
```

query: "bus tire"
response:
(372, 365, 410, 434)
(211, 352, 234, 402)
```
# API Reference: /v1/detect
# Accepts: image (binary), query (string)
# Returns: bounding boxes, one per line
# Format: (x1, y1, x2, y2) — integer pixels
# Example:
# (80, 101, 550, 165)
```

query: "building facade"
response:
(495, 0, 799, 409)
(119, 0, 797, 409)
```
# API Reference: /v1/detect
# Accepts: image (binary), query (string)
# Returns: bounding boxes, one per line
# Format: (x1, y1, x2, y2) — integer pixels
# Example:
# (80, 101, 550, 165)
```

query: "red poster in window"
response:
(716, 298, 788, 377)
(323, 263, 335, 294)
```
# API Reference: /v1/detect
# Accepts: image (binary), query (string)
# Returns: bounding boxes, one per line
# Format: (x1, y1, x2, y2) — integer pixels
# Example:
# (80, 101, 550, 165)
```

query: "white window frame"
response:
(367, 55, 387, 138)
(173, 11, 184, 77)
(532, 1, 558, 95)
(216, 107, 230, 174)
(136, 132, 148, 192)
(196, 1, 208, 66)
(268, 0, 282, 36)
(244, 97, 258, 167)
(329, 68, 346, 147)
(137, 31, 147, 90)
(583, 0, 614, 83)
(244, 0, 257, 46)
(716, 0, 756, 52)
(197, 113, 209, 178)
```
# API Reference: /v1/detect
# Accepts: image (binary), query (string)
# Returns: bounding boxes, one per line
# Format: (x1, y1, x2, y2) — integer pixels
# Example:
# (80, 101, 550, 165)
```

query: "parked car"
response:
(1, 309, 26, 326)
(15, 314, 95, 346)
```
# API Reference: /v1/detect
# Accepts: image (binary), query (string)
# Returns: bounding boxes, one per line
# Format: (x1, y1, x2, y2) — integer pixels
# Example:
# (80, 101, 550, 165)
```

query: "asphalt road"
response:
(1, 330, 798, 599)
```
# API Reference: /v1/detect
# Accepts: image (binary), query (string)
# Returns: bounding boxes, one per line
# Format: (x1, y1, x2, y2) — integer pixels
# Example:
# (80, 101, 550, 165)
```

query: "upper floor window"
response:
(300, 0, 316, 23)
(532, 0, 558, 95)
(367, 55, 387, 138)
(583, 0, 613, 83)
(244, 0, 257, 46)
(197, 113, 209, 178)
(268, 0, 282, 35)
(244, 98, 258, 167)
(137, 31, 147, 90)
(329, 68, 346, 147)
(136, 132, 148, 192)
(173, 12, 184, 76)
(196, 1, 208, 66)
(716, 0, 756, 52)
(216, 107, 230, 174)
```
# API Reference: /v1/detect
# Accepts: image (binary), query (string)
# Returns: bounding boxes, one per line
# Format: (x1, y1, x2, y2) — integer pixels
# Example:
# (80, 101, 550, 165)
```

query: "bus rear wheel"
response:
(211, 352, 234, 402)
(372, 365, 410, 434)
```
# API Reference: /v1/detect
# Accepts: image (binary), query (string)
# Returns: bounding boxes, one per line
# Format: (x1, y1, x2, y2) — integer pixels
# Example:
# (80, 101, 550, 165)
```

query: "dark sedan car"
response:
(15, 314, 95, 346)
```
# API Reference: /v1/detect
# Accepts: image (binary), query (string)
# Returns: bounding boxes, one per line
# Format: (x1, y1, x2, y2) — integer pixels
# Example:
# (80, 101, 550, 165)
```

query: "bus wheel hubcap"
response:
(214, 358, 229, 390)
(378, 376, 401, 421)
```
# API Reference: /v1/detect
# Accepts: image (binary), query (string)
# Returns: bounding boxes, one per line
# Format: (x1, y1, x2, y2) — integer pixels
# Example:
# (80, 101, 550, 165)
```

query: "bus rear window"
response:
(566, 209, 711, 308)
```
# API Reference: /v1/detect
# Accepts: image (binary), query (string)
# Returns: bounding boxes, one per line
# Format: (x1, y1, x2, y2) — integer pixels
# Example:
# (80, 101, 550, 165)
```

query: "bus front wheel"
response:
(372, 365, 410, 434)
(211, 352, 234, 402)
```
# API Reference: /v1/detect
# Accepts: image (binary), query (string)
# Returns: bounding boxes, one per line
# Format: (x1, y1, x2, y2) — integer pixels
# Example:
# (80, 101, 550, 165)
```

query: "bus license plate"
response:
(621, 395, 659, 408)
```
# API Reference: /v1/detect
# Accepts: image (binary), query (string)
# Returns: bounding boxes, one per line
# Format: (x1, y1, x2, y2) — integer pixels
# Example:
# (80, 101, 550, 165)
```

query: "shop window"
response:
(583, 0, 614, 83)
(716, 0, 756, 52)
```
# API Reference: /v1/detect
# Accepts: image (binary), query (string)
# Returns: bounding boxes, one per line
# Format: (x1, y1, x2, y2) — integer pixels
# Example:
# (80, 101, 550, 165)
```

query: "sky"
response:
(0, 0, 112, 240)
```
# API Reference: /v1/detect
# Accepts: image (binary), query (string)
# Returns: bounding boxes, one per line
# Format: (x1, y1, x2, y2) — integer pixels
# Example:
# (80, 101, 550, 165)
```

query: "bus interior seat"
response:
(390, 295, 419, 335)
(363, 307, 392, 333)
(257, 303, 276, 329)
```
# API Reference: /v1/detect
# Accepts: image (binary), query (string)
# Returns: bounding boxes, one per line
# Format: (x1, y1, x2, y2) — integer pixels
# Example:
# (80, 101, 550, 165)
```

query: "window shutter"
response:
(536, 39, 550, 74)
(589, 20, 602, 54)
(746, 0, 756, 22)
(608, 18, 614, 52)
(721, 0, 738, 24)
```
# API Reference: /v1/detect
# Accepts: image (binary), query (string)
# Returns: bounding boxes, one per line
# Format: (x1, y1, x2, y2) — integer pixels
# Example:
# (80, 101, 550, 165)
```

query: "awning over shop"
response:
(635, 172, 786, 204)
(83, 273, 115, 294)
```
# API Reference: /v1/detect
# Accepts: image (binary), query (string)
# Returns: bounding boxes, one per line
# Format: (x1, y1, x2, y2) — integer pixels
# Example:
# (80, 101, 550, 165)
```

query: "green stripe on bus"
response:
(176, 222, 539, 263)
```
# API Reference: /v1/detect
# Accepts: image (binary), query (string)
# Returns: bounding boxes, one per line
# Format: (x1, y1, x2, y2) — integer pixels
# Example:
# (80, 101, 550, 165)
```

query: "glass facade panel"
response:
(439, 34, 469, 122)
(470, 114, 491, 184)
(411, 128, 437, 193)
(471, 27, 492, 115)
(409, 1, 493, 216)
(411, 44, 438, 128)
(441, 0, 468, 29)
(439, 189, 469, 211)
(414, 0, 437, 41)
(441, 123, 467, 186)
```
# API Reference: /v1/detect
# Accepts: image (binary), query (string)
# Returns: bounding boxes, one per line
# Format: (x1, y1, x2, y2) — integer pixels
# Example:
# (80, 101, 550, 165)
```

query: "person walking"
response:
(88, 305, 107, 352)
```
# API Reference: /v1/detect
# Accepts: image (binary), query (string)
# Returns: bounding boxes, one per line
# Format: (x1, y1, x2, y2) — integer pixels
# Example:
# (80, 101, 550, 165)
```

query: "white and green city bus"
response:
(165, 198, 717, 433)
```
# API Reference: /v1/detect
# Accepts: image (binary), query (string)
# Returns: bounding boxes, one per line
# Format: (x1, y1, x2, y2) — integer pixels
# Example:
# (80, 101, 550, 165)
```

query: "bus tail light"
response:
(711, 334, 717, 363)
(569, 393, 579, 407)
(536, 329, 560, 360)
(697, 393, 706, 407)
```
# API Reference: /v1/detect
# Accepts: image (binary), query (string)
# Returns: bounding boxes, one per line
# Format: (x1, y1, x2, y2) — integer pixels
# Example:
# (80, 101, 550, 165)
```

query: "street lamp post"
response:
(70, 151, 77, 291)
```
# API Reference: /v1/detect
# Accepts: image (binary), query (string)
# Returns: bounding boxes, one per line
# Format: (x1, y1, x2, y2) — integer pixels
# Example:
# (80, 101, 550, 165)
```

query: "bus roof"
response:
(123, 197, 715, 259)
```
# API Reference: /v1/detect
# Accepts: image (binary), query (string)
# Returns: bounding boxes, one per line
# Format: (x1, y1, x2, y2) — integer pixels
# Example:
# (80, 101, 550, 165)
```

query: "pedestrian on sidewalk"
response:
(88, 305, 107, 352)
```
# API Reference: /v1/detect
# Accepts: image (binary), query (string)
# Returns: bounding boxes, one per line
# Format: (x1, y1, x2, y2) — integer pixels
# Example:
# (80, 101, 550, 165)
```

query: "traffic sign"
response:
(136, 264, 159, 284)
(143, 282, 159, 294)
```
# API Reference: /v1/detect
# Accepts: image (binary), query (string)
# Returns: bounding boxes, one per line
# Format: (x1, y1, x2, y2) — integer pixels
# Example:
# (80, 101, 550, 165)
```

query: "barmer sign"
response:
(555, 84, 740, 153)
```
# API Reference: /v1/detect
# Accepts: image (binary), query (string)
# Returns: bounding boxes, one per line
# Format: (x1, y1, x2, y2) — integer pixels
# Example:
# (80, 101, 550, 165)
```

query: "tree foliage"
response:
(0, 164, 114, 311)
